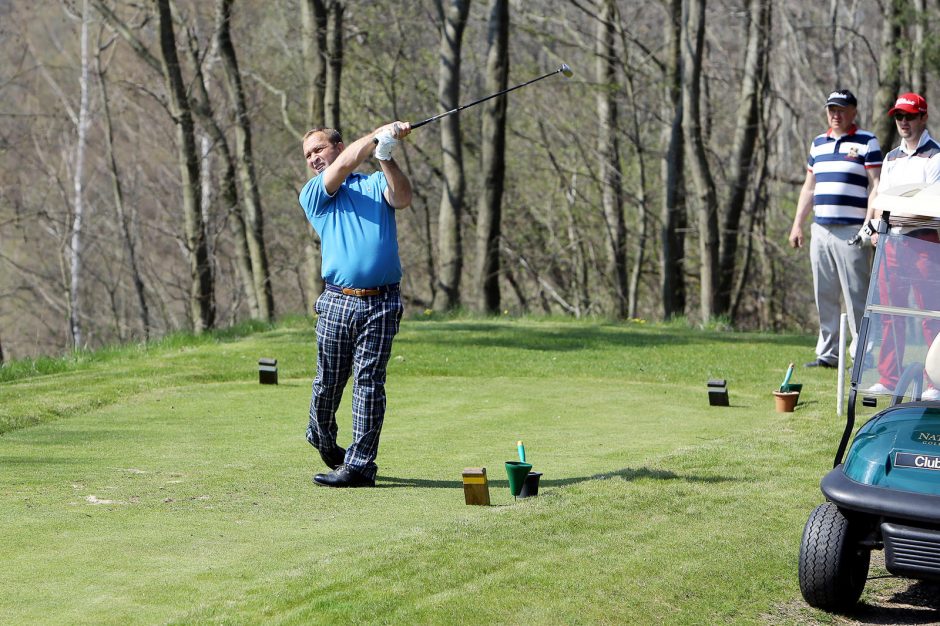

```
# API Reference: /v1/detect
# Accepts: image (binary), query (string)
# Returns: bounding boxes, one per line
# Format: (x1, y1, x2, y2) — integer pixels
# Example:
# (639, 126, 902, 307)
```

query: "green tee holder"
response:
(505, 461, 533, 497)
(779, 363, 802, 393)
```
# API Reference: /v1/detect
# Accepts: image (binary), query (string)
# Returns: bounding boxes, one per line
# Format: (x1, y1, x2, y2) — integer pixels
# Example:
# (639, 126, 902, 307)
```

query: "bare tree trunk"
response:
(871, 0, 904, 151)
(731, 125, 770, 323)
(182, 24, 259, 320)
(221, 162, 264, 321)
(423, 200, 437, 304)
(828, 0, 841, 79)
(474, 0, 509, 314)
(218, 0, 275, 320)
(93, 0, 216, 331)
(911, 0, 927, 94)
(302, 0, 329, 312)
(156, 0, 215, 331)
(432, 0, 470, 312)
(682, 0, 719, 322)
(324, 1, 344, 131)
(731, 90, 771, 323)
(502, 262, 528, 313)
(69, 0, 92, 349)
(536, 120, 589, 315)
(755, 197, 774, 330)
(716, 0, 770, 317)
(302, 0, 327, 127)
(625, 69, 649, 320)
(96, 36, 151, 341)
(565, 187, 590, 317)
(596, 0, 627, 319)
(661, 0, 686, 320)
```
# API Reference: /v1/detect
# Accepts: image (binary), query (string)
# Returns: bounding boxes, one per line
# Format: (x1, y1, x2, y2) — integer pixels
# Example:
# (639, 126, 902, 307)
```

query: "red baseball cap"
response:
(888, 92, 927, 116)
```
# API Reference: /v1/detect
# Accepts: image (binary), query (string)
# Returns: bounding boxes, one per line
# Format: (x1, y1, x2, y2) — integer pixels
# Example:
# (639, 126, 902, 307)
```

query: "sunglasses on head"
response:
(894, 112, 922, 121)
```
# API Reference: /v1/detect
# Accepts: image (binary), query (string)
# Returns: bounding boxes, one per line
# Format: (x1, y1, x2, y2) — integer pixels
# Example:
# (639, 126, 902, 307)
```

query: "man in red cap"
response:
(864, 92, 940, 399)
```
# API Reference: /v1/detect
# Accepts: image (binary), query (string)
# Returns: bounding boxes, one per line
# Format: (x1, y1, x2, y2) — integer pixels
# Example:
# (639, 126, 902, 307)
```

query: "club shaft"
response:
(411, 68, 564, 130)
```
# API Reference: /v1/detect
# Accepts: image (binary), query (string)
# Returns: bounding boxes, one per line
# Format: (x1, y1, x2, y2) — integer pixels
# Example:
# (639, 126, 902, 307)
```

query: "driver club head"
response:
(560, 63, 573, 78)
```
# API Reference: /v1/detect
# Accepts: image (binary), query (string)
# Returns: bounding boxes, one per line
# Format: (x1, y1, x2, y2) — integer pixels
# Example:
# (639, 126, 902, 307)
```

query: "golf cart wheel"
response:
(798, 502, 870, 611)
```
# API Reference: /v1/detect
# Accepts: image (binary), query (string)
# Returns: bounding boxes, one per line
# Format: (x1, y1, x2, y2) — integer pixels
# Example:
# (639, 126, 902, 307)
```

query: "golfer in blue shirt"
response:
(299, 122, 412, 488)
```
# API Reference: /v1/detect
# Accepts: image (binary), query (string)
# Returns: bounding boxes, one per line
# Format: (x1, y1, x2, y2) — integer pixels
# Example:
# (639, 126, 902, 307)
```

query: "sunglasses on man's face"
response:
(894, 112, 922, 122)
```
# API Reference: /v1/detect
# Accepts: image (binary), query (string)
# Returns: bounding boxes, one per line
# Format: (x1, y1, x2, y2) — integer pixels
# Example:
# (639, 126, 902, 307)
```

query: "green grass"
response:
(0, 317, 858, 623)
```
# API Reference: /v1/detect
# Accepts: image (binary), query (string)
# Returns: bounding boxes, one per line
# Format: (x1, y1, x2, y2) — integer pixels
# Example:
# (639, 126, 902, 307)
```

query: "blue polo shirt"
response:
(807, 125, 882, 225)
(299, 171, 402, 288)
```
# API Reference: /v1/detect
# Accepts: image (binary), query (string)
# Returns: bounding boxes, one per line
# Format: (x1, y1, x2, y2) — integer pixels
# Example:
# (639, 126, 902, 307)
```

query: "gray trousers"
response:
(809, 222, 872, 363)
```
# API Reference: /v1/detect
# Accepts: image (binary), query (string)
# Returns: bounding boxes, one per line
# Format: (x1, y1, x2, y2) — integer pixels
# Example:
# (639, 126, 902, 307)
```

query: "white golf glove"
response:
(848, 221, 875, 247)
(374, 131, 398, 161)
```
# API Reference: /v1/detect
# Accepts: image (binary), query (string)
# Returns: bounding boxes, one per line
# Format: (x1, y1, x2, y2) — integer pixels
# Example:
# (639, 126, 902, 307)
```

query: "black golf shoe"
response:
(313, 465, 375, 488)
(319, 446, 346, 470)
(803, 358, 836, 369)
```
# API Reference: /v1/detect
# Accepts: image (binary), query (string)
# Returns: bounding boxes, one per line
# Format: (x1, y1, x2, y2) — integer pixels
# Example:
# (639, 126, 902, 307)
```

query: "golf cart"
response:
(798, 183, 940, 611)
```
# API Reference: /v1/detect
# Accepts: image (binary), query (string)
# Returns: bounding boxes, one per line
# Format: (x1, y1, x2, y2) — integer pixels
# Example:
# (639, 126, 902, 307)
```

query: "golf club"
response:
(412, 63, 573, 130)
(374, 64, 573, 143)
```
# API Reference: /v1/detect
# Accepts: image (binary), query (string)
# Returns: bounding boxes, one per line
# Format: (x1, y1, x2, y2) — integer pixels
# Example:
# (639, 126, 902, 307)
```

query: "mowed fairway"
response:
(0, 318, 859, 623)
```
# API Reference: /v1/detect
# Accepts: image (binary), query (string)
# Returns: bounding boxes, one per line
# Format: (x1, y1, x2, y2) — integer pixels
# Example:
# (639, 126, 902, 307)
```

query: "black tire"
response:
(798, 502, 871, 611)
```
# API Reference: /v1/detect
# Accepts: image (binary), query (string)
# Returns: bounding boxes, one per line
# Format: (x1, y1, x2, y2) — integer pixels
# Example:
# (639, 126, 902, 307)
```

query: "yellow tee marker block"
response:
(462, 467, 490, 506)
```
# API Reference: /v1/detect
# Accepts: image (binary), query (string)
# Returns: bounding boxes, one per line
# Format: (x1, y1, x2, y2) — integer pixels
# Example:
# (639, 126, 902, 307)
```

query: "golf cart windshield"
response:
(853, 228, 940, 403)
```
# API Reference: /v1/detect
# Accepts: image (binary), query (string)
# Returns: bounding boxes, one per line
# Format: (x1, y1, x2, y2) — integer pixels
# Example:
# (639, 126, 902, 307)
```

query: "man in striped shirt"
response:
(789, 89, 882, 368)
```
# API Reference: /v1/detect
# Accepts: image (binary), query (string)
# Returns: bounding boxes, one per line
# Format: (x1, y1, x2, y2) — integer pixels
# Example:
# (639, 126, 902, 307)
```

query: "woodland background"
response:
(0, 0, 935, 360)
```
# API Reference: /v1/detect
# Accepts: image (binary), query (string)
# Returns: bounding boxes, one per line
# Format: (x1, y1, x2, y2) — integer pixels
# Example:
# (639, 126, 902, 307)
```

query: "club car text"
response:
(915, 431, 940, 446)
(895, 452, 940, 470)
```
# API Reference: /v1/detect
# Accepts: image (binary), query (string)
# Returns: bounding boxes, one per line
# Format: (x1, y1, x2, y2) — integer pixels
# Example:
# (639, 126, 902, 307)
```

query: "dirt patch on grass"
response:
(85, 495, 122, 505)
(765, 553, 940, 625)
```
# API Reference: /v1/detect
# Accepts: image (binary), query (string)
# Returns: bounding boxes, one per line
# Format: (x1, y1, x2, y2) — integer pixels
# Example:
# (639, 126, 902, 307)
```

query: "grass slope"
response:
(0, 318, 866, 624)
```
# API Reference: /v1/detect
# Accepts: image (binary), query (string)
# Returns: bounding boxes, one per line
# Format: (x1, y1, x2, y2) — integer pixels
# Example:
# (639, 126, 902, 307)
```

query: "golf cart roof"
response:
(872, 182, 940, 219)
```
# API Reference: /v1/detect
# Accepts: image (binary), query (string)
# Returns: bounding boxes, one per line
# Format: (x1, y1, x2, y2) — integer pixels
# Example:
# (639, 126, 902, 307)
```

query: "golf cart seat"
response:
(926, 333, 940, 388)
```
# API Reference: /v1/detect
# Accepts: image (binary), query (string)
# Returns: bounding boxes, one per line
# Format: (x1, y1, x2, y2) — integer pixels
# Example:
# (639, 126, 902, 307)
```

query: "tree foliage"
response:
(0, 0, 933, 358)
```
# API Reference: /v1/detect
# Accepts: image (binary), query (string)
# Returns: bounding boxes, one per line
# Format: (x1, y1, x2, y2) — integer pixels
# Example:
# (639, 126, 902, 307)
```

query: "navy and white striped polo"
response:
(807, 125, 883, 225)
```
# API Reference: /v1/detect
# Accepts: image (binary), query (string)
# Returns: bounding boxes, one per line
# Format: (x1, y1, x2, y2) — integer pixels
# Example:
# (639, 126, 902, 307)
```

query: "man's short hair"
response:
(303, 128, 343, 146)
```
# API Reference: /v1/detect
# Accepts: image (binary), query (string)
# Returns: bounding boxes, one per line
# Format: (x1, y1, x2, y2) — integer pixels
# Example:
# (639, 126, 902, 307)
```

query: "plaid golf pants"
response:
(306, 288, 403, 480)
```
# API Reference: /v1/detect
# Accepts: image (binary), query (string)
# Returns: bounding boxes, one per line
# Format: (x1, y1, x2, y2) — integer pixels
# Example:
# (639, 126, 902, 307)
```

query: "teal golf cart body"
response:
(842, 404, 940, 493)
(798, 185, 940, 611)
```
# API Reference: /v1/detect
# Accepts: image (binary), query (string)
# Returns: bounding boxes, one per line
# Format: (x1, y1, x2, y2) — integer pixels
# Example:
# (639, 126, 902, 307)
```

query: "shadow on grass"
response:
(398, 322, 811, 353)
(539, 466, 735, 487)
(839, 579, 940, 624)
(889, 580, 940, 610)
(376, 466, 735, 490)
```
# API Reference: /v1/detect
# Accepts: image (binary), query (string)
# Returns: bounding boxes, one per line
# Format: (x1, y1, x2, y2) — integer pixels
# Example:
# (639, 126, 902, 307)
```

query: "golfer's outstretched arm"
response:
(322, 122, 409, 194)
(381, 158, 412, 209)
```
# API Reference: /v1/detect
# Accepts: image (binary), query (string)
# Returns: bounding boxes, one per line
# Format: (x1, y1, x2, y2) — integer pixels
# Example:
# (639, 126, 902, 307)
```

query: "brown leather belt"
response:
(325, 282, 399, 297)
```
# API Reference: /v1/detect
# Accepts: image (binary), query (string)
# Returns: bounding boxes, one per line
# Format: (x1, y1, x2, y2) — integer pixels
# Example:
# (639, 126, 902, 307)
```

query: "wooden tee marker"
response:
(462, 467, 491, 505)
